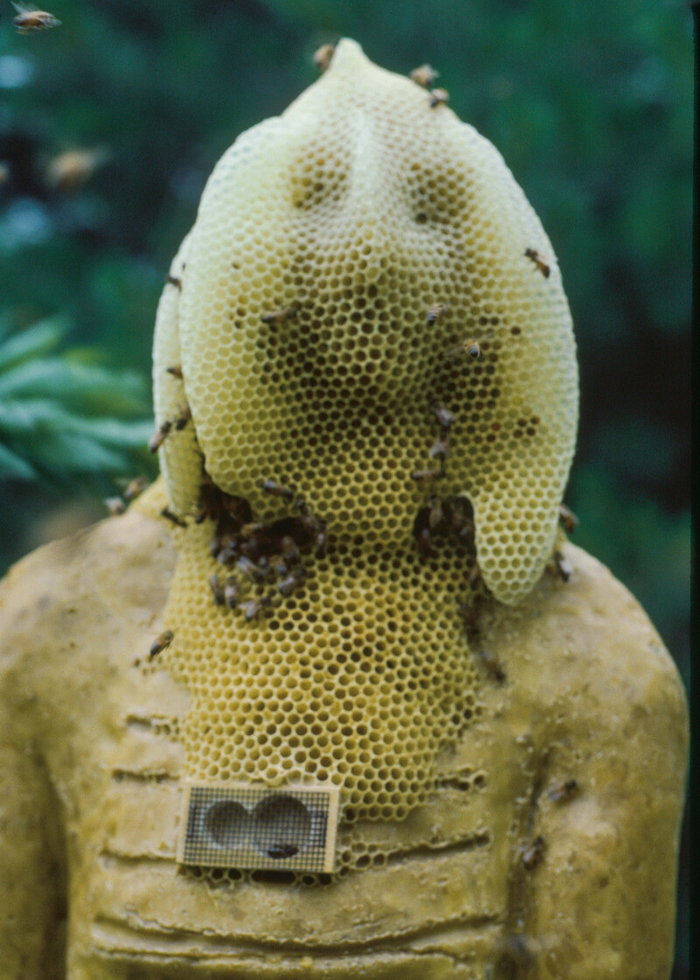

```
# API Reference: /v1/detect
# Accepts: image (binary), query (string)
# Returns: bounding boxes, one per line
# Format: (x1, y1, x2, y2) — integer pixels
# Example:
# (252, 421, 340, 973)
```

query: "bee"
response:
(522, 835, 546, 871)
(428, 88, 449, 108)
(209, 574, 225, 606)
(445, 338, 481, 360)
(410, 63, 439, 89)
(123, 476, 148, 502)
(426, 302, 448, 325)
(0, 161, 10, 185)
(313, 43, 335, 72)
(236, 556, 268, 583)
(411, 467, 444, 483)
(267, 842, 299, 859)
(468, 562, 481, 588)
(104, 496, 126, 516)
(429, 430, 450, 460)
(261, 478, 295, 502)
(167, 274, 182, 289)
(281, 535, 301, 567)
(261, 307, 297, 325)
(224, 577, 240, 609)
(166, 364, 183, 379)
(174, 404, 191, 431)
(524, 247, 554, 278)
(45, 148, 108, 192)
(431, 402, 456, 429)
(12, 3, 61, 33)
(558, 503, 579, 535)
(478, 648, 506, 683)
(427, 494, 444, 532)
(149, 630, 173, 659)
(458, 598, 481, 635)
(553, 550, 573, 583)
(447, 495, 475, 540)
(243, 596, 270, 622)
(278, 566, 306, 598)
(160, 507, 187, 528)
(548, 778, 579, 804)
(149, 420, 172, 452)
(413, 507, 432, 560)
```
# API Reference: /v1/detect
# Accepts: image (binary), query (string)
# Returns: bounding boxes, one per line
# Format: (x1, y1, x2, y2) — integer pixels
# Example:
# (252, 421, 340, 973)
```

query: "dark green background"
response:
(0, 0, 690, 974)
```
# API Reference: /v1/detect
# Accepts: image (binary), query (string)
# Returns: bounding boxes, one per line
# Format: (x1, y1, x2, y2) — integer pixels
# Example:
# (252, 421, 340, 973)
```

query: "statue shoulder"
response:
(0, 485, 176, 699)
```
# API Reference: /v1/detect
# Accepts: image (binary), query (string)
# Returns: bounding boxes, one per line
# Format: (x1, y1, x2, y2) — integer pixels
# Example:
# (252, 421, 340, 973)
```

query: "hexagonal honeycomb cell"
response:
(152, 39, 578, 878)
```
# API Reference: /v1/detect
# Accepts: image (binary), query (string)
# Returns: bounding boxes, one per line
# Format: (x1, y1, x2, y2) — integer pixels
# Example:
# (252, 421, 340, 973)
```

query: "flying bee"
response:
(224, 576, 240, 609)
(522, 835, 546, 871)
(149, 420, 172, 453)
(45, 148, 109, 192)
(411, 467, 444, 483)
(548, 778, 579, 804)
(524, 247, 555, 278)
(478, 648, 506, 683)
(553, 550, 573, 583)
(410, 63, 439, 88)
(12, 3, 61, 33)
(166, 364, 183, 379)
(313, 43, 335, 72)
(261, 307, 297, 325)
(426, 302, 448, 325)
(558, 503, 579, 535)
(174, 404, 191, 430)
(149, 630, 173, 659)
(429, 430, 450, 460)
(431, 402, 456, 429)
(160, 507, 187, 528)
(429, 88, 449, 108)
(0, 161, 10, 185)
(444, 338, 481, 360)
(209, 574, 225, 606)
(167, 274, 182, 289)
(104, 496, 126, 516)
(261, 478, 295, 502)
(123, 476, 148, 502)
(243, 596, 270, 622)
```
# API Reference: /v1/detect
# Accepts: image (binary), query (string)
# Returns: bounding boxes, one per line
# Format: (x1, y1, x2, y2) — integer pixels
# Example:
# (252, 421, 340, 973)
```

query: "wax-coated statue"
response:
(0, 41, 688, 980)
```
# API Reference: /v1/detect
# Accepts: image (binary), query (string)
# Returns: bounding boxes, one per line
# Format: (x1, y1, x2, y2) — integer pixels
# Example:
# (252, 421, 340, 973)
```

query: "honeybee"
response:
(413, 508, 432, 560)
(429, 88, 449, 108)
(243, 596, 270, 622)
(261, 478, 295, 502)
(426, 302, 448, 325)
(0, 161, 10, 185)
(410, 64, 439, 88)
(12, 3, 61, 33)
(313, 43, 335, 72)
(281, 535, 301, 567)
(123, 476, 148, 502)
(553, 550, 573, 583)
(224, 577, 239, 609)
(427, 494, 444, 532)
(166, 274, 182, 289)
(160, 507, 187, 528)
(209, 574, 225, 606)
(45, 148, 108, 192)
(104, 496, 126, 516)
(149, 420, 172, 452)
(237, 556, 268, 582)
(149, 630, 173, 659)
(524, 247, 554, 278)
(166, 364, 183, 379)
(548, 778, 579, 804)
(261, 307, 297, 325)
(431, 403, 455, 429)
(558, 503, 579, 535)
(468, 562, 481, 588)
(267, 842, 299, 859)
(411, 467, 444, 483)
(278, 566, 306, 598)
(478, 648, 505, 683)
(174, 404, 192, 431)
(429, 430, 450, 460)
(522, 835, 546, 870)
(444, 338, 481, 360)
(458, 598, 481, 634)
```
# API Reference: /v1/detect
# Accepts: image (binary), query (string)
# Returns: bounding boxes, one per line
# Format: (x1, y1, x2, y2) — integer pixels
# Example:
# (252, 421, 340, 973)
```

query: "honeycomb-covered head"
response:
(155, 38, 578, 605)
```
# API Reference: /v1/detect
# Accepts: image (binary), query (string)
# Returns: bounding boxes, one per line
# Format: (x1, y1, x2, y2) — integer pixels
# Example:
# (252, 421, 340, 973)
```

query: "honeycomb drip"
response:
(153, 39, 578, 876)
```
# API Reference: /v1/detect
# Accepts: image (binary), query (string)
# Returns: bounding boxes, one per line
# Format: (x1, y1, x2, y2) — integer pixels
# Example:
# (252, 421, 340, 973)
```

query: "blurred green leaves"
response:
(0, 315, 152, 483)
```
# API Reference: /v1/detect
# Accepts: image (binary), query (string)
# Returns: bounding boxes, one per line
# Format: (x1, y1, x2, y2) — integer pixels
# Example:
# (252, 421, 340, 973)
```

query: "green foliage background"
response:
(0, 0, 690, 972)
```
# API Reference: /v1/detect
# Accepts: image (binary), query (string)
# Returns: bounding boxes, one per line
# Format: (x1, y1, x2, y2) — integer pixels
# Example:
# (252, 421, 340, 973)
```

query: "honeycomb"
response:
(152, 39, 578, 876)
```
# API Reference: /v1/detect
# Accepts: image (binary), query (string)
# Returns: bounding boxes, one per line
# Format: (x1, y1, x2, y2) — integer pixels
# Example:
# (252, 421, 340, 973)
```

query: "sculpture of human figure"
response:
(0, 40, 688, 980)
